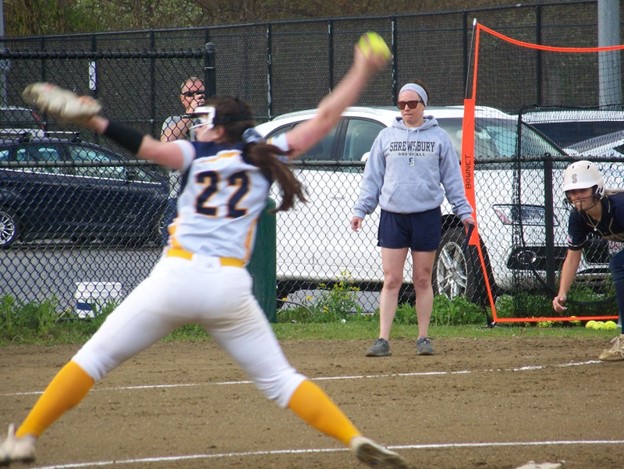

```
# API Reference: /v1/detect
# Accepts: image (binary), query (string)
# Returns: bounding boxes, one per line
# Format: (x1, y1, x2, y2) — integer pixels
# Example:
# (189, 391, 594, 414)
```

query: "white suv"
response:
(256, 106, 606, 303)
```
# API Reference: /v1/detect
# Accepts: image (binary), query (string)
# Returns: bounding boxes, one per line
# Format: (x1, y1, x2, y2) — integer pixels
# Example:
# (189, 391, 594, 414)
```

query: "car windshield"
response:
(70, 146, 154, 181)
(566, 129, 624, 157)
(521, 110, 624, 148)
(440, 117, 567, 160)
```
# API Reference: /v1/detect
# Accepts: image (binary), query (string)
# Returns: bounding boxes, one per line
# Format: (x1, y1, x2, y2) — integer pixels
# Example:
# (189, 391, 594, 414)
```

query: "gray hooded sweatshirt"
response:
(353, 115, 473, 221)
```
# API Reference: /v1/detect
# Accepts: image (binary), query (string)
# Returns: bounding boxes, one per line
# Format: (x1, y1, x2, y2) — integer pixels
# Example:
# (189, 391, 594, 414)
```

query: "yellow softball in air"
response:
(358, 32, 391, 60)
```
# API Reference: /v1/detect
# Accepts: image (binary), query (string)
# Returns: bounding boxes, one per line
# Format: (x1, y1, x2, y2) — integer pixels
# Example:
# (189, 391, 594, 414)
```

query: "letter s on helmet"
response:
(562, 160, 604, 197)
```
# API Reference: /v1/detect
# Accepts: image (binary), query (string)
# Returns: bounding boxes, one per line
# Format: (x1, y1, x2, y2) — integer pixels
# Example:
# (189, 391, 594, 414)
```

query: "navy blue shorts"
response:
(378, 208, 442, 251)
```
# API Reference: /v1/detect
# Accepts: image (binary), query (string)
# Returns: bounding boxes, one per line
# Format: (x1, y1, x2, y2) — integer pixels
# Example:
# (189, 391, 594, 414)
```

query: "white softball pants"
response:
(72, 255, 305, 408)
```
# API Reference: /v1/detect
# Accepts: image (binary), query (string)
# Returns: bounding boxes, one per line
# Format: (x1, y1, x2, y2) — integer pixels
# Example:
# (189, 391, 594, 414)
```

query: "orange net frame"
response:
(463, 22, 623, 325)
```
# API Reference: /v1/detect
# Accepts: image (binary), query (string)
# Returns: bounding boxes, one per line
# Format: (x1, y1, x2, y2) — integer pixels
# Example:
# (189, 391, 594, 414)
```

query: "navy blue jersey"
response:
(568, 192, 624, 250)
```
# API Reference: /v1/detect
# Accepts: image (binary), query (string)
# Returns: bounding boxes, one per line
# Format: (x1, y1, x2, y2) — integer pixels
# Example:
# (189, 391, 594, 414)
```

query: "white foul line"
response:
(32, 439, 624, 469)
(0, 359, 602, 397)
(1, 359, 612, 468)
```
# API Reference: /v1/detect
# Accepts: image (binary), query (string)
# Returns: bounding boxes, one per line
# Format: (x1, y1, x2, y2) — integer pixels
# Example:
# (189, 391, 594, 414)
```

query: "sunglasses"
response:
(397, 100, 423, 110)
(181, 90, 205, 98)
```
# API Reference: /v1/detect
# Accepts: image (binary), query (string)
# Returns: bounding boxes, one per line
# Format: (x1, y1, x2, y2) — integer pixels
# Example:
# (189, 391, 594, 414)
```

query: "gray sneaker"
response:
(416, 337, 434, 355)
(366, 338, 391, 357)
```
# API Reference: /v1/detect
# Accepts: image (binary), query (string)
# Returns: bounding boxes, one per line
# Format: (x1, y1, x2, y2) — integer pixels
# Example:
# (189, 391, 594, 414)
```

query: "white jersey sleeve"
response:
(267, 133, 290, 153)
(172, 140, 196, 170)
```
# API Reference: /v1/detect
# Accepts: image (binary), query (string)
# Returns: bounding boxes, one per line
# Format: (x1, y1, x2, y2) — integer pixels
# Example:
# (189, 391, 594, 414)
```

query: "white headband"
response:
(399, 83, 428, 106)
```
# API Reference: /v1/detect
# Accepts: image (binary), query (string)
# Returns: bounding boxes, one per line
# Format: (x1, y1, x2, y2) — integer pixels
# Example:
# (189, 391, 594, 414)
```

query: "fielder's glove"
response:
(22, 82, 102, 125)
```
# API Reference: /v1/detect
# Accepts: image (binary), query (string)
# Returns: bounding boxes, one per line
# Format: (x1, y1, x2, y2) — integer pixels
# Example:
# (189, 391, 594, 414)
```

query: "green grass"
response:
(269, 322, 619, 341)
(1, 313, 617, 347)
(1, 322, 617, 347)
(0, 292, 619, 347)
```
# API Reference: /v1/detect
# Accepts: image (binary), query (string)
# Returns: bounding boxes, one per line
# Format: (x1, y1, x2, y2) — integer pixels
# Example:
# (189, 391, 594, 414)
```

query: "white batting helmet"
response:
(562, 160, 605, 197)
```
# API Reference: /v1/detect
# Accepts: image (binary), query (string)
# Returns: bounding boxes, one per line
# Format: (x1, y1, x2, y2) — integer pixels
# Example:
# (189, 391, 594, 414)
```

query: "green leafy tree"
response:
(4, 0, 204, 35)
(4, 0, 572, 36)
(5, 0, 79, 36)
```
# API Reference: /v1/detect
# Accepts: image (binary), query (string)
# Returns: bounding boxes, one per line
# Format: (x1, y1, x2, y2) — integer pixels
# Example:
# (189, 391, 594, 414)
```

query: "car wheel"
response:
(433, 227, 492, 305)
(0, 208, 19, 248)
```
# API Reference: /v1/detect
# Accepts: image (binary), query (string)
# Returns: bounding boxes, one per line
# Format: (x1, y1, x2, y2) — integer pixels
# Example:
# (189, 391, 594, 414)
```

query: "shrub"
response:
(0, 295, 119, 343)
(277, 278, 364, 323)
(392, 296, 485, 326)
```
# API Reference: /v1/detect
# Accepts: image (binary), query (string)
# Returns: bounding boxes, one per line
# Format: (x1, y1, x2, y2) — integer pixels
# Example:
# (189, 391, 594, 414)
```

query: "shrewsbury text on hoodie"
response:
(353, 115, 473, 221)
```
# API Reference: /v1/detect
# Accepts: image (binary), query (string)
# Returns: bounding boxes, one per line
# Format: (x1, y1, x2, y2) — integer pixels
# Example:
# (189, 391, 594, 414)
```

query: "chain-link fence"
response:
(0, 154, 168, 309)
(0, 1, 604, 122)
(2, 152, 619, 317)
(270, 153, 622, 317)
(0, 45, 208, 315)
(0, 0, 620, 318)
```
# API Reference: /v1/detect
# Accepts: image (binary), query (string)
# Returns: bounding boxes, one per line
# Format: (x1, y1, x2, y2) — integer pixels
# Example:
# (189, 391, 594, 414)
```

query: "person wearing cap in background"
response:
(554, 160, 624, 361)
(159, 77, 206, 244)
(351, 81, 475, 358)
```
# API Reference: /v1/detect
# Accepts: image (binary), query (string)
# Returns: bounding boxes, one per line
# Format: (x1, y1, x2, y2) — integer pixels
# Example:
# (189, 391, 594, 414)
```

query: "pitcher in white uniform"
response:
(0, 34, 408, 468)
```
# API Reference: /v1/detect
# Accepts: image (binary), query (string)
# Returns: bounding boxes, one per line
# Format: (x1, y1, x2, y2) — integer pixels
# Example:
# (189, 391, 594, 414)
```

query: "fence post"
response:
(543, 154, 555, 292)
(204, 42, 216, 97)
(247, 198, 277, 322)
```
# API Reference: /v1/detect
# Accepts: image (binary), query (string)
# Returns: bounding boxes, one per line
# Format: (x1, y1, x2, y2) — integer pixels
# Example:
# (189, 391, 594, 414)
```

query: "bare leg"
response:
(411, 250, 436, 339)
(378, 247, 409, 339)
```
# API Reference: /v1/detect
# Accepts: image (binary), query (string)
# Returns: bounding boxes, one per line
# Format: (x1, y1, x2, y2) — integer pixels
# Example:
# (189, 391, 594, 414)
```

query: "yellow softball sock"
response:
(287, 379, 360, 446)
(16, 361, 94, 438)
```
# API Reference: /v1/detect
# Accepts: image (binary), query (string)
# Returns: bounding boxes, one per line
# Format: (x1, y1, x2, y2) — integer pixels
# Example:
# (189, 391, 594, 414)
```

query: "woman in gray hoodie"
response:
(351, 82, 475, 358)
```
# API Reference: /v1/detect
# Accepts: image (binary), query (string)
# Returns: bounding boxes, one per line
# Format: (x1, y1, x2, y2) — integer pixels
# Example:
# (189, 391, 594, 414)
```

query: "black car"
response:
(0, 136, 168, 248)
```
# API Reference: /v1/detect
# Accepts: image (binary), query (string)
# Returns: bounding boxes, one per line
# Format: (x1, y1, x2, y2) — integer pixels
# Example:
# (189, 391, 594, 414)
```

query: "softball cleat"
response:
(599, 334, 624, 361)
(351, 436, 408, 468)
(0, 424, 36, 466)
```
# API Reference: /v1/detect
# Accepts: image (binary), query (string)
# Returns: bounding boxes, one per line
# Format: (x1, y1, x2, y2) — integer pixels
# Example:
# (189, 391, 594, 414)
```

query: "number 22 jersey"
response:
(168, 139, 272, 263)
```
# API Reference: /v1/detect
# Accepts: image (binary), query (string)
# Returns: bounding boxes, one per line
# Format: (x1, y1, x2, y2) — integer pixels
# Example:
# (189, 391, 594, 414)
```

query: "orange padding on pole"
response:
(462, 97, 498, 320)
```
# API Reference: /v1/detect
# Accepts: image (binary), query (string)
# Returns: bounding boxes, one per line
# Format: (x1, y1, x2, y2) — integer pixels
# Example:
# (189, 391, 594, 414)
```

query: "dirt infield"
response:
(1, 336, 623, 469)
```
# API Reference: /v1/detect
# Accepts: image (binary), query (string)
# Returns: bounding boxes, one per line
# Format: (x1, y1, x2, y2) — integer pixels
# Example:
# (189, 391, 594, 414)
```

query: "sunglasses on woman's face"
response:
(397, 100, 423, 110)
(181, 89, 205, 98)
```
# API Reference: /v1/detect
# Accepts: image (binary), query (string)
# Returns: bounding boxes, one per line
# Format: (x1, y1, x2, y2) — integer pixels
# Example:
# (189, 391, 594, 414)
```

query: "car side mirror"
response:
(126, 168, 139, 181)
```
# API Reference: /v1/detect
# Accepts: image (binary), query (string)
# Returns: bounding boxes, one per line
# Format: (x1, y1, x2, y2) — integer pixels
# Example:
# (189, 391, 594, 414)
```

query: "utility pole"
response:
(598, 0, 622, 107)
(0, 0, 8, 106)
